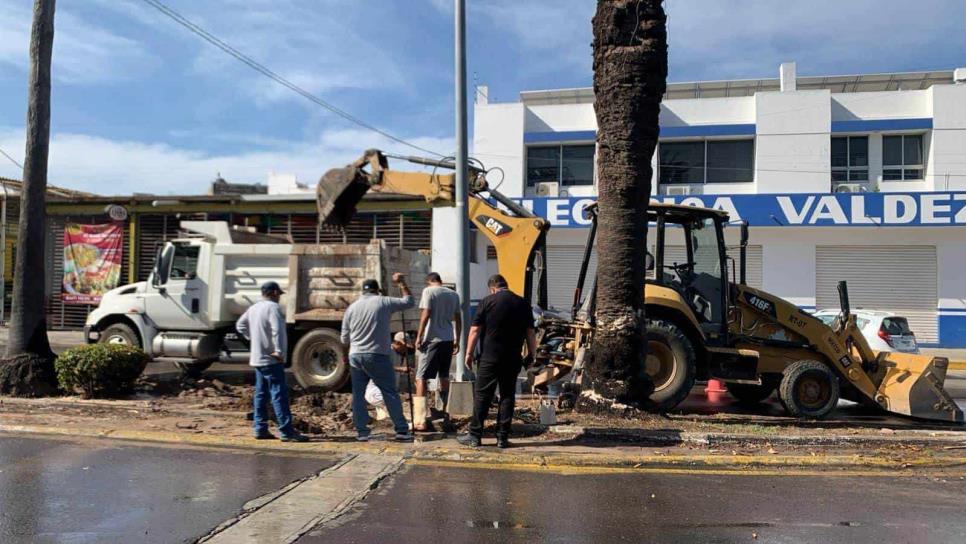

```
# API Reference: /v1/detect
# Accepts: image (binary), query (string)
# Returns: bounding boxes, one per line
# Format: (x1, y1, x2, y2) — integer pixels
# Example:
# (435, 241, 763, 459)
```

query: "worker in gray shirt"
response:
(236, 281, 308, 442)
(413, 272, 461, 431)
(341, 272, 415, 442)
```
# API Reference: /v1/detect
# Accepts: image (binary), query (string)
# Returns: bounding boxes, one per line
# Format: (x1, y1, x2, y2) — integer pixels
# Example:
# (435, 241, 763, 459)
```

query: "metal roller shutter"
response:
(265, 211, 432, 250)
(543, 246, 597, 313)
(649, 245, 763, 288)
(815, 245, 937, 343)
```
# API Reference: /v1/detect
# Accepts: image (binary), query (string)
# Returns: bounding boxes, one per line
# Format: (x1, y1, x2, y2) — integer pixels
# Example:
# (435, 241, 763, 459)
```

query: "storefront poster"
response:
(62, 223, 123, 304)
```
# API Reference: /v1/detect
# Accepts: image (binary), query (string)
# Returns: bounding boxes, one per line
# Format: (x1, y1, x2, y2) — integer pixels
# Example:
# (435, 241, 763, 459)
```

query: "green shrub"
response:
(55, 344, 149, 398)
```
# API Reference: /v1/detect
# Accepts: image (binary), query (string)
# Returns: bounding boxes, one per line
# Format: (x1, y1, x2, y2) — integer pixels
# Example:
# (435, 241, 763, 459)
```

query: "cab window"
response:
(169, 244, 200, 280)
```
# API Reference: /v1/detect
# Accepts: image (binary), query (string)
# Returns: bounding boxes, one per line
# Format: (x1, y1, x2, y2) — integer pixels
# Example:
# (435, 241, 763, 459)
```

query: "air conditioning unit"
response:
(834, 183, 864, 193)
(665, 185, 692, 196)
(535, 182, 559, 197)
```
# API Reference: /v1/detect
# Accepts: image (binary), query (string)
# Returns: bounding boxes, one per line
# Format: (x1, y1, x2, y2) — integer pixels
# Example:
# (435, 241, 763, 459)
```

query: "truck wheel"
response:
(99, 323, 141, 348)
(779, 360, 840, 419)
(726, 381, 777, 405)
(643, 319, 696, 412)
(174, 361, 213, 379)
(291, 328, 349, 392)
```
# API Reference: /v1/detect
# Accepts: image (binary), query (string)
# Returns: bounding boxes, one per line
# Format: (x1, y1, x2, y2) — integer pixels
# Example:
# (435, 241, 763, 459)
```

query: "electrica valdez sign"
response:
(518, 192, 966, 228)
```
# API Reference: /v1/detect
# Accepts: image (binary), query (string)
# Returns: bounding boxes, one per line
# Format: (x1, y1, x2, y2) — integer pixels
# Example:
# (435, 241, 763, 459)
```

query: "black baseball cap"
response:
(362, 279, 380, 293)
(261, 281, 285, 295)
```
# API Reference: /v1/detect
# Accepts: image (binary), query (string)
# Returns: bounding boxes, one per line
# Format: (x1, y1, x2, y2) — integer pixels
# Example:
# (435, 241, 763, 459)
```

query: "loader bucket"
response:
(316, 166, 371, 227)
(873, 352, 963, 423)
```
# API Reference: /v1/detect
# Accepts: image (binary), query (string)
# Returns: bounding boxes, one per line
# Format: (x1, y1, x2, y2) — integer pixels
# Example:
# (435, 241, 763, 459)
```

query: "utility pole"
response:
(453, 0, 470, 382)
(5, 0, 55, 361)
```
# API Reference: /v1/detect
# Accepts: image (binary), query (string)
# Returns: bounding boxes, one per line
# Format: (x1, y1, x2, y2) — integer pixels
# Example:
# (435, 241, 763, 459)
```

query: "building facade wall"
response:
(453, 70, 966, 346)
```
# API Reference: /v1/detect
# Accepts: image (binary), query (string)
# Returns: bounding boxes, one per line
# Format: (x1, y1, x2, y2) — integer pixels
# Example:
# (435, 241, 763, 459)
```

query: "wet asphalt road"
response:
(302, 464, 966, 544)
(0, 435, 336, 544)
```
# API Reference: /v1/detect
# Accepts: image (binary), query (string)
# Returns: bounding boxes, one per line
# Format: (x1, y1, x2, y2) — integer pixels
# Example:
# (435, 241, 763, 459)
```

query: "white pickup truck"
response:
(84, 221, 428, 391)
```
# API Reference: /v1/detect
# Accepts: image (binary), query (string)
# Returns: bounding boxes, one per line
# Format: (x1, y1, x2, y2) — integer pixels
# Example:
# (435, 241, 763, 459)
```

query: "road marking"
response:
(410, 458, 966, 478)
(199, 453, 403, 544)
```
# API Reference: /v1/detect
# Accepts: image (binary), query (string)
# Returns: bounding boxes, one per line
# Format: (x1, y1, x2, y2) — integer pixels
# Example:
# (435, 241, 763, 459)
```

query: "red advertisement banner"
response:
(62, 223, 123, 305)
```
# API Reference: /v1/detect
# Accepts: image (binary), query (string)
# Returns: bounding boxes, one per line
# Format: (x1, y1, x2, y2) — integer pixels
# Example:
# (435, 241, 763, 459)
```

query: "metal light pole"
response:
(453, 0, 470, 382)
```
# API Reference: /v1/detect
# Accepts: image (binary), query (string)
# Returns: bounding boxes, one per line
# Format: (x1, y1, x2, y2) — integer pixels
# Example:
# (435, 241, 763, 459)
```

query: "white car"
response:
(812, 310, 920, 354)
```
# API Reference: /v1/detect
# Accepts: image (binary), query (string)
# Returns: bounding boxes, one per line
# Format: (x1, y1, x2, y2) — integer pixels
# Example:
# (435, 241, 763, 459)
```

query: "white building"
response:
(432, 63, 966, 347)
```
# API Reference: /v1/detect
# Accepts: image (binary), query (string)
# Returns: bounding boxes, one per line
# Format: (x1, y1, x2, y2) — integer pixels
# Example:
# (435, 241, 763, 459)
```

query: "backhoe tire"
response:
(643, 319, 697, 412)
(291, 328, 349, 393)
(98, 323, 141, 348)
(726, 381, 777, 405)
(778, 360, 840, 419)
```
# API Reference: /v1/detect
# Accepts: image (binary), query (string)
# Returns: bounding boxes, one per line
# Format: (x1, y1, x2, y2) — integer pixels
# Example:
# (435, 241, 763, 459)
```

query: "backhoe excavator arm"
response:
(316, 149, 550, 304)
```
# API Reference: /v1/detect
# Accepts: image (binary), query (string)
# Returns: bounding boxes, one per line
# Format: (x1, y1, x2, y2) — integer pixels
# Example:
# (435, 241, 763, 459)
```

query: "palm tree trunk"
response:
(579, 0, 667, 412)
(1, 0, 57, 396)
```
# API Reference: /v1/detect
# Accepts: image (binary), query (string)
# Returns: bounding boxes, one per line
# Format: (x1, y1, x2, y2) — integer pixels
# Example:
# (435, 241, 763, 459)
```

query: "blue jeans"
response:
(349, 353, 409, 436)
(253, 363, 295, 437)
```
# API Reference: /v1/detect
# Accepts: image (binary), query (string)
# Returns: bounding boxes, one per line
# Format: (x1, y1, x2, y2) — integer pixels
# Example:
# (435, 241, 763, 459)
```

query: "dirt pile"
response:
(290, 392, 357, 434)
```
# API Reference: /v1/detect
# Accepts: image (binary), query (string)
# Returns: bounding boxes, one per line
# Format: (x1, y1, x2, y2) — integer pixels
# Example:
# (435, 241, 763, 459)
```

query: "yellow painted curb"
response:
(4, 423, 966, 474)
(949, 361, 966, 371)
(409, 458, 966, 478)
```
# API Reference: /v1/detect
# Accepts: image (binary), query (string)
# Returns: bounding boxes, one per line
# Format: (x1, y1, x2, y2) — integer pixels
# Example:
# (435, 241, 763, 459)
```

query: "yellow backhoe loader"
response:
(317, 149, 963, 424)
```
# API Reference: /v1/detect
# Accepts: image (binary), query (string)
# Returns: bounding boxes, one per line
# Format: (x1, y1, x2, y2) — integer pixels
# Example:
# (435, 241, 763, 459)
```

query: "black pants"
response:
(469, 359, 521, 439)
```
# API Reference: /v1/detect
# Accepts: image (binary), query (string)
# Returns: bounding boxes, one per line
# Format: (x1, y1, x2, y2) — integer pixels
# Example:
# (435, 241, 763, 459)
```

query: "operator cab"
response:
(573, 202, 747, 344)
(648, 204, 732, 337)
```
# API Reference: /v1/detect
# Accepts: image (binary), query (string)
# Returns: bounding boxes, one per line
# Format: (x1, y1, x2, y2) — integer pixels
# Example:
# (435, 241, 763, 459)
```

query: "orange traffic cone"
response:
(705, 379, 727, 403)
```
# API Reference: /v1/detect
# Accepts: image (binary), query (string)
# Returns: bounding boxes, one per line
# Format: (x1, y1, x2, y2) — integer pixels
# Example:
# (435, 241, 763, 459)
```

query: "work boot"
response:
(280, 432, 309, 443)
(496, 436, 511, 449)
(253, 431, 276, 440)
(394, 432, 415, 443)
(457, 433, 481, 448)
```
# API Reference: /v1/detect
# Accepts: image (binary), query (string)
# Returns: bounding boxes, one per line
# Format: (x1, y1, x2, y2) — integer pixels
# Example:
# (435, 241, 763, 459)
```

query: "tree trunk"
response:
(1, 0, 57, 397)
(579, 0, 667, 413)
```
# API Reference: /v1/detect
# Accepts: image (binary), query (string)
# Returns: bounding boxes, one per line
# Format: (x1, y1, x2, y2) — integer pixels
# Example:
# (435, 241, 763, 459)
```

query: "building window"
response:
(659, 139, 754, 184)
(831, 136, 868, 182)
(882, 134, 924, 181)
(526, 144, 595, 186)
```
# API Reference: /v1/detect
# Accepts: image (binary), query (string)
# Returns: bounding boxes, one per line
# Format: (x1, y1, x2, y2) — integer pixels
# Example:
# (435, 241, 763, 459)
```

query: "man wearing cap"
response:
(341, 273, 415, 442)
(236, 281, 308, 442)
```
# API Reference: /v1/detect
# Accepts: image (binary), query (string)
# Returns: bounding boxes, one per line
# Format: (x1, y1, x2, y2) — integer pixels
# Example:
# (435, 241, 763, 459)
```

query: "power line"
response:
(0, 147, 23, 171)
(138, 0, 443, 158)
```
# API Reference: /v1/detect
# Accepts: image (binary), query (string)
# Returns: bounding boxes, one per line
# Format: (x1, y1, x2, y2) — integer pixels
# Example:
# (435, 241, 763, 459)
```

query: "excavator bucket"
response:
(316, 166, 371, 227)
(873, 352, 963, 423)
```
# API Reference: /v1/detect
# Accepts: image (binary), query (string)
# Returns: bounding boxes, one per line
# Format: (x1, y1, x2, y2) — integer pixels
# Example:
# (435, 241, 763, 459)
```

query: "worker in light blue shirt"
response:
(237, 281, 308, 442)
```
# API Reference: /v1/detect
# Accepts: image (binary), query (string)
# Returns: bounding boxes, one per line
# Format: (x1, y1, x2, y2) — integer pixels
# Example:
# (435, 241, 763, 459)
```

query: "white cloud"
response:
(0, 126, 452, 196)
(0, 0, 156, 85)
(127, 0, 408, 106)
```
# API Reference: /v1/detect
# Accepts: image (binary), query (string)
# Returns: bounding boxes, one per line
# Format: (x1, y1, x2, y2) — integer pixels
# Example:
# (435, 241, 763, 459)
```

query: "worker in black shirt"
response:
(457, 274, 536, 449)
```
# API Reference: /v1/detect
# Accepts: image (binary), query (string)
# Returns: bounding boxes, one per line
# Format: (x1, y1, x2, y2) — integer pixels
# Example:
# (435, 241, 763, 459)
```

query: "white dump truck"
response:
(84, 221, 428, 391)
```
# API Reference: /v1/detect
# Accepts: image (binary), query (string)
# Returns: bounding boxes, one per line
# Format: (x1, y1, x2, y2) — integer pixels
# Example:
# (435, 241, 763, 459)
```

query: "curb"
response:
(3, 423, 966, 474)
(547, 425, 966, 448)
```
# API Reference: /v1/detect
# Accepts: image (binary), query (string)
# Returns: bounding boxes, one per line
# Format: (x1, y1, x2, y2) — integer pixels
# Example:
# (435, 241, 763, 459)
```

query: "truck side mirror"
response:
(645, 252, 655, 272)
(153, 243, 173, 286)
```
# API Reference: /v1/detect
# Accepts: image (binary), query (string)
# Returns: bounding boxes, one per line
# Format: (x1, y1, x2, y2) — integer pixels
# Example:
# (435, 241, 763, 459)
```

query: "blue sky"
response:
(0, 0, 964, 194)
